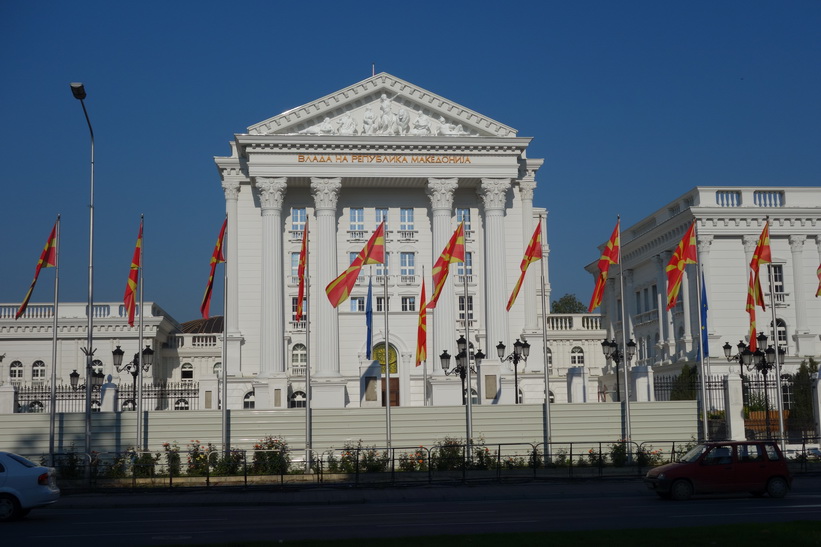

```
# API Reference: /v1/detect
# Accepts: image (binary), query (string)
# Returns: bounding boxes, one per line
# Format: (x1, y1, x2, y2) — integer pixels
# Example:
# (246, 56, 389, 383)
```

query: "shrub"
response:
(609, 440, 628, 467)
(431, 437, 464, 471)
(213, 449, 244, 476)
(186, 440, 216, 476)
(398, 447, 428, 472)
(252, 436, 291, 475)
(163, 442, 181, 476)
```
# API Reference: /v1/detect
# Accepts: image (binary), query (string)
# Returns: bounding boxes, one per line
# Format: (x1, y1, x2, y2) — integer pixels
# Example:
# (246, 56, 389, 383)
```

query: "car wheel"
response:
(766, 477, 789, 499)
(0, 494, 22, 522)
(670, 479, 693, 501)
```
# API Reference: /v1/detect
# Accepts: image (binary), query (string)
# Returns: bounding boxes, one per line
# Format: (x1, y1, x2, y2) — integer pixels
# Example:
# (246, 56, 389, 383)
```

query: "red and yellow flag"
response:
(665, 222, 698, 310)
(326, 221, 385, 308)
(749, 221, 771, 311)
(427, 222, 465, 309)
(201, 218, 227, 319)
(123, 219, 143, 327)
(507, 219, 543, 311)
(295, 218, 308, 322)
(415, 279, 427, 367)
(816, 263, 821, 297)
(746, 271, 758, 351)
(16, 221, 58, 319)
(588, 220, 620, 312)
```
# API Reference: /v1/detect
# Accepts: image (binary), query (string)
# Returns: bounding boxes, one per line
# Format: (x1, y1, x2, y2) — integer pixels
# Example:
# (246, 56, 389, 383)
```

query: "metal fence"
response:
(15, 382, 199, 413)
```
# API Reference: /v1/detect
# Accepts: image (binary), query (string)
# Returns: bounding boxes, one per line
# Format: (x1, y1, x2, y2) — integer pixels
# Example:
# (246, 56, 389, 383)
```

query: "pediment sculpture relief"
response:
(298, 93, 470, 137)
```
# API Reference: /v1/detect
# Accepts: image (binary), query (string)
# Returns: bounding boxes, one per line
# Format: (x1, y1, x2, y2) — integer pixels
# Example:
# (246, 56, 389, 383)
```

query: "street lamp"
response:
(723, 333, 782, 438)
(71, 82, 95, 476)
(601, 338, 636, 402)
(112, 345, 154, 409)
(440, 336, 484, 459)
(496, 339, 530, 404)
(68, 368, 104, 392)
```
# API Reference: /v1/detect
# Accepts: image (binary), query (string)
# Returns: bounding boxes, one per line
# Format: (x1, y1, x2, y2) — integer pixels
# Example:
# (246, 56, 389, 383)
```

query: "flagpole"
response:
(221, 219, 229, 457)
(463, 235, 473, 455)
(422, 266, 428, 407)
(304, 220, 312, 472)
(48, 215, 61, 466)
(538, 215, 551, 461)
(137, 215, 145, 451)
(767, 262, 786, 450)
(694, 225, 709, 441)
(615, 216, 632, 444)
(384, 243, 392, 451)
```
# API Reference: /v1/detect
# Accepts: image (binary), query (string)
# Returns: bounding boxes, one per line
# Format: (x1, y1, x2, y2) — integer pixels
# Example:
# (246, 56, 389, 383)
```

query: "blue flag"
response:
(700, 268, 709, 358)
(365, 276, 373, 359)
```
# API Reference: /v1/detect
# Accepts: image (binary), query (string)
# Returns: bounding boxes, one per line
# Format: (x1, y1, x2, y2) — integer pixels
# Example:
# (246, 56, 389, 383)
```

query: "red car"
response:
(644, 441, 791, 500)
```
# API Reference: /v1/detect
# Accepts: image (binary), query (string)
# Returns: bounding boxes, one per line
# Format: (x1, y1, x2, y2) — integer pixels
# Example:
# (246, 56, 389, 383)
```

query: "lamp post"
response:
(440, 336, 484, 456)
(496, 339, 530, 404)
(723, 333, 781, 439)
(71, 82, 95, 475)
(601, 338, 636, 402)
(68, 368, 105, 394)
(112, 345, 154, 449)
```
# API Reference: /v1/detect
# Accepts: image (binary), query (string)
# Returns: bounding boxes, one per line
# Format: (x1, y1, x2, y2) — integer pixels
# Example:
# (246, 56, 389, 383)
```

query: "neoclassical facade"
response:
(212, 73, 603, 409)
(590, 186, 821, 381)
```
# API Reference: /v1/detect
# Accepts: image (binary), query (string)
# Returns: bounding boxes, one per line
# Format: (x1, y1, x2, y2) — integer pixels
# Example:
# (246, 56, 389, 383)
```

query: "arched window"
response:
(290, 390, 306, 408)
(91, 400, 101, 413)
(28, 400, 45, 413)
(213, 362, 222, 376)
(373, 343, 398, 374)
(770, 319, 788, 352)
(571, 347, 584, 365)
(181, 363, 194, 381)
(516, 388, 523, 404)
(174, 399, 190, 411)
(92, 359, 104, 375)
(243, 392, 255, 409)
(9, 361, 23, 380)
(122, 399, 135, 411)
(545, 348, 553, 369)
(32, 360, 46, 382)
(291, 344, 307, 376)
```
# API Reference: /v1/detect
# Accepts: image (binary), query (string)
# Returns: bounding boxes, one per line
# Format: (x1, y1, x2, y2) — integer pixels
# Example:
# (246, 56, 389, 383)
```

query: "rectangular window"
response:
(400, 252, 415, 280)
(457, 252, 473, 277)
(456, 208, 471, 235)
(643, 288, 650, 313)
(770, 264, 785, 303)
(290, 252, 300, 283)
(350, 208, 364, 232)
(652, 284, 659, 310)
(376, 296, 389, 312)
(291, 207, 306, 232)
(376, 208, 388, 230)
(375, 252, 390, 277)
(401, 296, 416, 312)
(400, 208, 414, 231)
(291, 297, 307, 321)
(350, 297, 365, 312)
(458, 295, 474, 321)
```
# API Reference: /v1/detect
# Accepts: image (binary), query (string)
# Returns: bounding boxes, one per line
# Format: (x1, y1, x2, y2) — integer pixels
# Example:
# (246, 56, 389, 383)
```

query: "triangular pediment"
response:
(247, 73, 517, 138)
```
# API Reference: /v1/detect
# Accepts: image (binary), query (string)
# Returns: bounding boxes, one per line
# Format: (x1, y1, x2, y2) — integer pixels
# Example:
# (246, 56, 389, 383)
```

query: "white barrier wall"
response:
(0, 402, 698, 457)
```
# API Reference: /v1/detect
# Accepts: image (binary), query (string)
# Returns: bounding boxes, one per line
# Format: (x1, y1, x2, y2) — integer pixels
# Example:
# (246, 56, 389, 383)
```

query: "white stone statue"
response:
(396, 107, 410, 136)
(411, 111, 432, 136)
(337, 111, 358, 135)
(437, 116, 467, 136)
(362, 105, 376, 135)
(377, 93, 396, 135)
(318, 116, 336, 135)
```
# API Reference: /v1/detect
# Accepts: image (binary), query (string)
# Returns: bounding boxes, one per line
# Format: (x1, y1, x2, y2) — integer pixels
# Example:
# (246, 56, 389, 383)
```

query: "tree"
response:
(671, 364, 697, 401)
(551, 293, 587, 313)
(788, 358, 817, 440)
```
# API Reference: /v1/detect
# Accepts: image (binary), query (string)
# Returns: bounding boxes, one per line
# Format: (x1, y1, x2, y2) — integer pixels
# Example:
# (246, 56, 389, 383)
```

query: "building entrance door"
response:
(382, 378, 399, 407)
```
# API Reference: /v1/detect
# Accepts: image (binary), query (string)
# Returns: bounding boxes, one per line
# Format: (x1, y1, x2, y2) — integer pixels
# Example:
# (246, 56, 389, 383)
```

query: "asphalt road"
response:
(5, 476, 821, 545)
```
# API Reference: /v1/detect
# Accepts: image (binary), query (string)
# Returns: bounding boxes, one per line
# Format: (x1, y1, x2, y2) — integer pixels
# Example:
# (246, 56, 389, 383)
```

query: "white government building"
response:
(592, 186, 821, 398)
(1, 73, 608, 413)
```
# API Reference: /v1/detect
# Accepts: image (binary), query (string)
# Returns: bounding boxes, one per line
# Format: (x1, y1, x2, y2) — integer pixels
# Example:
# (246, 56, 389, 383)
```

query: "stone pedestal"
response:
(631, 366, 654, 402)
(724, 374, 746, 441)
(566, 366, 586, 403)
(359, 362, 382, 408)
(430, 377, 462, 406)
(311, 380, 347, 408)
(0, 384, 17, 414)
(795, 333, 819, 357)
(199, 377, 219, 410)
(253, 375, 289, 409)
(497, 375, 516, 405)
(479, 362, 500, 404)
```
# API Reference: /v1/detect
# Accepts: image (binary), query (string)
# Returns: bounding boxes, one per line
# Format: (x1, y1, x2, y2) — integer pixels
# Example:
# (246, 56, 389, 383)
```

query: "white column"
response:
(426, 178, 458, 371)
(660, 252, 675, 357)
(518, 178, 538, 331)
(652, 255, 668, 362)
(255, 177, 287, 377)
(221, 180, 243, 374)
(697, 234, 714, 343)
(311, 177, 342, 377)
(789, 235, 808, 333)
(681, 268, 693, 352)
(623, 269, 635, 338)
(479, 178, 511, 353)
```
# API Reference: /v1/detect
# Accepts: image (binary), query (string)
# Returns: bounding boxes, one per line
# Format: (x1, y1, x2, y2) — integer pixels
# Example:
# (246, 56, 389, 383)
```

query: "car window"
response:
(7, 453, 37, 468)
(765, 444, 781, 461)
(704, 445, 733, 465)
(679, 444, 708, 463)
(738, 444, 764, 463)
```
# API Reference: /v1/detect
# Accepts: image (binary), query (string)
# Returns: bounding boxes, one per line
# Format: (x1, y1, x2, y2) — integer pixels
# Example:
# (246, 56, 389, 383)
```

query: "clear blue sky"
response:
(2, 1, 819, 322)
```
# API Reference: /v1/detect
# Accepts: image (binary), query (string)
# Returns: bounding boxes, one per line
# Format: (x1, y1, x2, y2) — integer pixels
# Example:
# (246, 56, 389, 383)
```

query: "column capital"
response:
(518, 179, 537, 201)
(426, 178, 458, 211)
(310, 177, 342, 211)
(789, 234, 806, 251)
(742, 234, 759, 253)
(222, 180, 240, 201)
(255, 177, 287, 210)
(478, 178, 511, 211)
